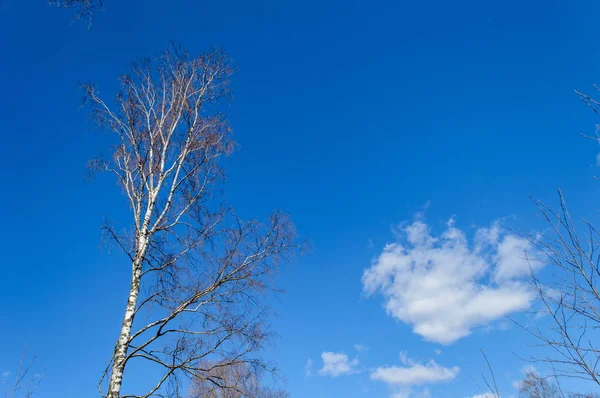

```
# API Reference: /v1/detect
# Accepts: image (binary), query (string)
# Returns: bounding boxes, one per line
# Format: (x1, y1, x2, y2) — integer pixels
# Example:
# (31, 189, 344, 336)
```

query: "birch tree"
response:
(85, 46, 297, 398)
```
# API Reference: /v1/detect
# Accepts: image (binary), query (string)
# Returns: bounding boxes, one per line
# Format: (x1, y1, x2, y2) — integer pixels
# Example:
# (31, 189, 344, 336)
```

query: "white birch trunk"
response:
(107, 231, 149, 398)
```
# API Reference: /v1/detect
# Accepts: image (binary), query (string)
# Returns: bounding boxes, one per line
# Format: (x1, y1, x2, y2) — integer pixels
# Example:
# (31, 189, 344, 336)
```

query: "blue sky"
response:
(2, 0, 600, 397)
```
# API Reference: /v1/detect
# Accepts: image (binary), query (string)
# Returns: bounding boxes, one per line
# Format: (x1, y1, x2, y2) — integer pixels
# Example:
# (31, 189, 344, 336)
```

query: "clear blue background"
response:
(1, 0, 600, 396)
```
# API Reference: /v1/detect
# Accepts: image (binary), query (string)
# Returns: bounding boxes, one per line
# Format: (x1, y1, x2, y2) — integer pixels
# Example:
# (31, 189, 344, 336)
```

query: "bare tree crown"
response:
(85, 47, 236, 240)
(521, 87, 600, 389)
(525, 193, 600, 385)
(85, 46, 297, 398)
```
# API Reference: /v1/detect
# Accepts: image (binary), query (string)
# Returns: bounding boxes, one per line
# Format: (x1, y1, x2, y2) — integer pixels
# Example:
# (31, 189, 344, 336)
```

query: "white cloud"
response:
(1, 371, 9, 377)
(493, 234, 539, 281)
(318, 352, 359, 377)
(363, 219, 539, 344)
(370, 353, 458, 387)
(354, 343, 368, 353)
(434, 349, 441, 355)
(305, 359, 313, 376)
(467, 394, 497, 398)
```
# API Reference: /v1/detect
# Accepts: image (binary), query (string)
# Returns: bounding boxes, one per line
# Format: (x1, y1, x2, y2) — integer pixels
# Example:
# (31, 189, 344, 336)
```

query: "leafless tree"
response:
(516, 371, 600, 398)
(517, 86, 600, 387)
(2, 346, 44, 398)
(85, 46, 298, 398)
(519, 372, 561, 398)
(521, 191, 600, 385)
(189, 362, 289, 398)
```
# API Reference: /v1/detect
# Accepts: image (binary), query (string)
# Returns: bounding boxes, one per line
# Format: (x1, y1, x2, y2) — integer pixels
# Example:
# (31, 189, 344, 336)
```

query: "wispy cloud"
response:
(370, 352, 459, 387)
(305, 359, 313, 376)
(363, 218, 540, 344)
(317, 352, 359, 377)
(354, 343, 368, 353)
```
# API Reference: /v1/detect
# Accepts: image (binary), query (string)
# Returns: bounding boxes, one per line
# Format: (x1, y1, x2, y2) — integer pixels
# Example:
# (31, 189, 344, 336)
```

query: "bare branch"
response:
(48, 0, 103, 26)
(3, 346, 45, 398)
(522, 191, 600, 386)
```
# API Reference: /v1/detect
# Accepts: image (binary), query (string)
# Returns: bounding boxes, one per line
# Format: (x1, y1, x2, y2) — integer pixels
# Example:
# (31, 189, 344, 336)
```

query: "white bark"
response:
(107, 232, 149, 398)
